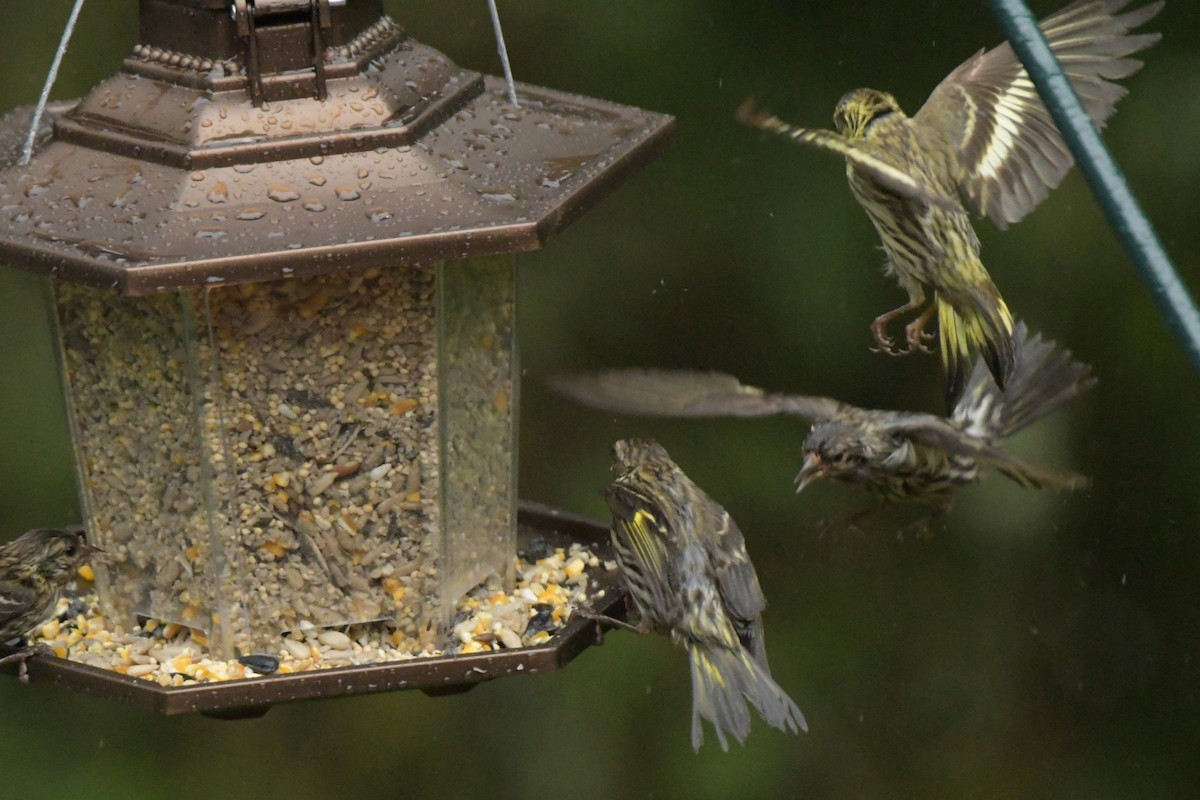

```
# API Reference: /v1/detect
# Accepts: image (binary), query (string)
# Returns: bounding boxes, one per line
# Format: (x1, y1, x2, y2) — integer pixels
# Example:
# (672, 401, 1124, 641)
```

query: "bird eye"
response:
(64, 543, 78, 557)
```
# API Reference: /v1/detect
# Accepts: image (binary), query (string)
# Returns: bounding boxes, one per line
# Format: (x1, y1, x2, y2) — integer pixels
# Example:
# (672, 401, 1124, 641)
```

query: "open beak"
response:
(794, 453, 825, 494)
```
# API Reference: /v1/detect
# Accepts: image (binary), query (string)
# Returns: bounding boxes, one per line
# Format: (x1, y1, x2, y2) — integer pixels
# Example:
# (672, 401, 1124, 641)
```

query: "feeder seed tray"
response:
(0, 504, 627, 717)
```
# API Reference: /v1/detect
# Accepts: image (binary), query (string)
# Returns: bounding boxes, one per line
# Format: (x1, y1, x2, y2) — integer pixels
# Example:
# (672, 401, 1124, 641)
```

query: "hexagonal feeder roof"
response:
(0, 6, 674, 295)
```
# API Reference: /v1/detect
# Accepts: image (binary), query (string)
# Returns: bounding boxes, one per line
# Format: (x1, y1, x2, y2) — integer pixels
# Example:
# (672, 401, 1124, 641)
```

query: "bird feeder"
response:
(0, 0, 671, 703)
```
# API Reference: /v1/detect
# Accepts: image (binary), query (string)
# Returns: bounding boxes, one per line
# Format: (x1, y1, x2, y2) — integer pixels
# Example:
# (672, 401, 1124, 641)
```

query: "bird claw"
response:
(571, 603, 648, 639)
(873, 340, 926, 357)
(816, 507, 879, 540)
(898, 340, 934, 356)
(902, 315, 936, 354)
(872, 301, 934, 356)
(0, 642, 55, 683)
(869, 322, 898, 355)
(895, 504, 950, 540)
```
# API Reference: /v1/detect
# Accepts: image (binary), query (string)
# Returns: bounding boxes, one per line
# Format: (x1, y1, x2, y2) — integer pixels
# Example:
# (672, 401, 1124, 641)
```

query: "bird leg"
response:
(902, 302, 937, 354)
(870, 294, 927, 355)
(572, 602, 652, 641)
(817, 500, 887, 540)
(0, 642, 54, 683)
(895, 501, 952, 540)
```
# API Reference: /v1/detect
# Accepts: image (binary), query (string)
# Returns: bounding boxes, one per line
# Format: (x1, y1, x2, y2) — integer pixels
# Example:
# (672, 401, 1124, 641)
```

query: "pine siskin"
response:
(601, 438, 806, 751)
(0, 527, 100, 679)
(556, 323, 1094, 526)
(737, 0, 1160, 404)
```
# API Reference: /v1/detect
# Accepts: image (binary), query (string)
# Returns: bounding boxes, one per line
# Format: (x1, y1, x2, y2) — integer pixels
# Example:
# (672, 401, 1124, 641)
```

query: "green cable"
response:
(987, 0, 1200, 374)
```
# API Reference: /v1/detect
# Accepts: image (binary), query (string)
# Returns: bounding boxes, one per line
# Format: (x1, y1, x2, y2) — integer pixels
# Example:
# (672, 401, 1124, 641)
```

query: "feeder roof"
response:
(0, 13, 674, 295)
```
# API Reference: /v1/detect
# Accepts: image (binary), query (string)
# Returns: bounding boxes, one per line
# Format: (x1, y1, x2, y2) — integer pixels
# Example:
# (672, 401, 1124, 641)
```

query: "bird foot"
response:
(870, 304, 927, 356)
(900, 304, 937, 354)
(571, 604, 650, 641)
(868, 318, 900, 355)
(895, 505, 950, 541)
(816, 516, 864, 541)
(0, 642, 55, 683)
(816, 502, 886, 540)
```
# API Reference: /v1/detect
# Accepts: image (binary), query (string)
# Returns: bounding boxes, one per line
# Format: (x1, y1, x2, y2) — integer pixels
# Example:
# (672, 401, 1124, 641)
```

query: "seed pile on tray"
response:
(29, 541, 616, 687)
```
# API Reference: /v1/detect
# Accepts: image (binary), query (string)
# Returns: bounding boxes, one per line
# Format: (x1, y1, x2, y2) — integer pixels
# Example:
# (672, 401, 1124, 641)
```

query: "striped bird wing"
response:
(603, 483, 677, 616)
(551, 368, 844, 422)
(915, 0, 1162, 229)
(736, 99, 962, 212)
(0, 579, 38, 638)
(701, 504, 769, 666)
(889, 414, 1091, 491)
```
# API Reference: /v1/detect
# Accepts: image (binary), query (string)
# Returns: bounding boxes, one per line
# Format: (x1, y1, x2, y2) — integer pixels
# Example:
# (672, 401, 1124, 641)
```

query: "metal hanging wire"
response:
(21, 0, 86, 165)
(486, 0, 519, 106)
(986, 0, 1200, 375)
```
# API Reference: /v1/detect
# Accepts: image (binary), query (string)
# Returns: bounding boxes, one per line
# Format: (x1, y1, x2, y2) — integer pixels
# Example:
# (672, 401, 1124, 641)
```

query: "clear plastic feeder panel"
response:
(50, 257, 518, 658)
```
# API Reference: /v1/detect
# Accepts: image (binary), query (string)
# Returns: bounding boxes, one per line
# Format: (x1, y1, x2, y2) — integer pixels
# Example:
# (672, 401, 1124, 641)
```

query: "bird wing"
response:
(0, 579, 38, 638)
(736, 99, 962, 212)
(551, 368, 844, 422)
(915, 0, 1162, 229)
(889, 414, 1091, 491)
(603, 483, 677, 605)
(702, 506, 769, 667)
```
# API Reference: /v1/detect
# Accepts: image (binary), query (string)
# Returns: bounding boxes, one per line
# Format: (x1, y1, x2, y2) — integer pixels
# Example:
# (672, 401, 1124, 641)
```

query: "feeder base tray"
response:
(0, 503, 626, 717)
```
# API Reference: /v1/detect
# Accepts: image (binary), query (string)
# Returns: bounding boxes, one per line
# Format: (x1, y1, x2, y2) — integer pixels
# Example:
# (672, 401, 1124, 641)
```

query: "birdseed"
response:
(50, 257, 516, 658)
(26, 544, 611, 687)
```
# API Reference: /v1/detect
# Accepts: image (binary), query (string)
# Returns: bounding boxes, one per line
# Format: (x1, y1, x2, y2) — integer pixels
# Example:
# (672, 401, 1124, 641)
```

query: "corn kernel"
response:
(390, 397, 418, 416)
(298, 288, 330, 319)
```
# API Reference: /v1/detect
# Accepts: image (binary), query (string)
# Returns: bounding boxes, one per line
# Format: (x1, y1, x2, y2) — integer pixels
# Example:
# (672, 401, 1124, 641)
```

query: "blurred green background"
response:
(2, 0, 1199, 796)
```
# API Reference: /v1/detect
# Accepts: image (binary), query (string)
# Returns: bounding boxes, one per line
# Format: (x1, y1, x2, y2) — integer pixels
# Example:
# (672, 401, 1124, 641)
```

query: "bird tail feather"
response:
(687, 642, 807, 752)
(937, 290, 1015, 408)
(953, 320, 1096, 442)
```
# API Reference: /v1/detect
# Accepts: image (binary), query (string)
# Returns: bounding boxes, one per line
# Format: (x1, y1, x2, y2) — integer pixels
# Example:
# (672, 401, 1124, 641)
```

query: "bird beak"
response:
(794, 453, 825, 494)
(82, 541, 106, 563)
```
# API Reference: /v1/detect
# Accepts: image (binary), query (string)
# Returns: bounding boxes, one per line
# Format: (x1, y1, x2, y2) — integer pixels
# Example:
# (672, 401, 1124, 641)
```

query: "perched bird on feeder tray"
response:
(588, 438, 806, 752)
(737, 0, 1161, 405)
(0, 527, 101, 680)
(554, 323, 1095, 532)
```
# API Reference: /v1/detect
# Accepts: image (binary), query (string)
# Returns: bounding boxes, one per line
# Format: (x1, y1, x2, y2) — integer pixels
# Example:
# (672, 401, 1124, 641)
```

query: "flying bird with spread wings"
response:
(554, 323, 1095, 527)
(737, 0, 1160, 405)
